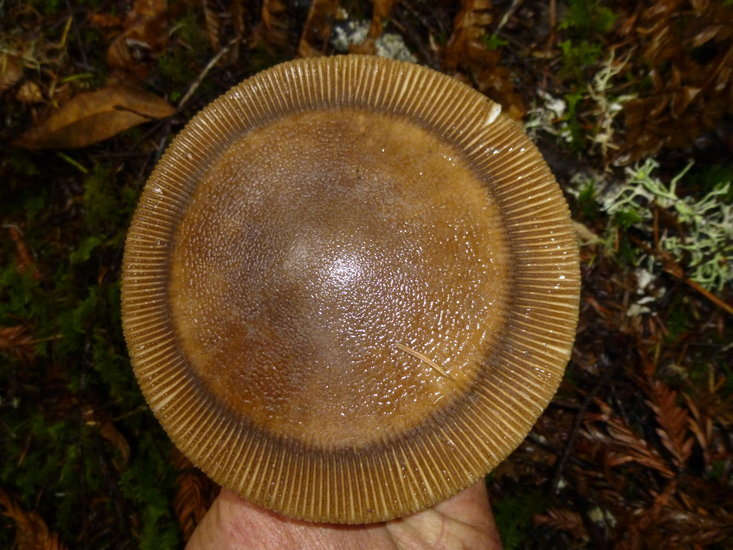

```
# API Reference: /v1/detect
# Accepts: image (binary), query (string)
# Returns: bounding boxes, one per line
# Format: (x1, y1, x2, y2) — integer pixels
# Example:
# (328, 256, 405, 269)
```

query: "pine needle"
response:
(395, 342, 453, 380)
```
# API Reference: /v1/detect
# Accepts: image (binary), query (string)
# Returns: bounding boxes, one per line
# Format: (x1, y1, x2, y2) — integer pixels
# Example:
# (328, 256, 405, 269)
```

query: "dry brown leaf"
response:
(604, 424, 675, 478)
(87, 12, 124, 30)
(13, 84, 174, 150)
(645, 381, 694, 469)
(231, 0, 248, 40)
(260, 0, 292, 51)
(107, 0, 169, 81)
(683, 393, 714, 467)
(443, 0, 525, 119)
(534, 507, 589, 540)
(298, 0, 340, 57)
(171, 449, 219, 543)
(619, 0, 733, 162)
(202, 0, 222, 52)
(347, 0, 397, 55)
(582, 401, 675, 478)
(0, 489, 68, 550)
(0, 325, 36, 364)
(223, 0, 249, 65)
(369, 0, 397, 39)
(16, 81, 44, 104)
(99, 422, 131, 470)
(7, 225, 41, 279)
(134, 0, 167, 17)
(1, 53, 24, 92)
(633, 491, 733, 547)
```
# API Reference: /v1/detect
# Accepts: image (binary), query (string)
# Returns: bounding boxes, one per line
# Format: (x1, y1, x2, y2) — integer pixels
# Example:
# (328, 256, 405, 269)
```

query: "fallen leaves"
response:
(619, 0, 733, 161)
(347, 0, 398, 55)
(0, 53, 25, 93)
(492, 235, 733, 547)
(202, 0, 223, 53)
(9, 0, 534, 150)
(171, 449, 219, 543)
(581, 400, 676, 479)
(107, 0, 169, 82)
(645, 381, 694, 470)
(533, 507, 588, 542)
(99, 422, 131, 471)
(7, 225, 41, 280)
(0, 490, 67, 550)
(260, 0, 293, 51)
(443, 0, 525, 119)
(0, 325, 36, 365)
(13, 84, 174, 150)
(298, 0, 340, 58)
(12, 0, 173, 150)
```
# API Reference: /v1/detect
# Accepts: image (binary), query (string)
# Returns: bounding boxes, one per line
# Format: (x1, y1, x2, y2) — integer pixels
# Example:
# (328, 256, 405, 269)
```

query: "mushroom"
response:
(121, 55, 579, 524)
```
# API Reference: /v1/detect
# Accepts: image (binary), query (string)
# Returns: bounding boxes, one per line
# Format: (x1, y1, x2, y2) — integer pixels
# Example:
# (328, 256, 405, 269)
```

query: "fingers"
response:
(387, 482, 503, 550)
(185, 489, 393, 550)
(187, 483, 503, 550)
(434, 481, 494, 528)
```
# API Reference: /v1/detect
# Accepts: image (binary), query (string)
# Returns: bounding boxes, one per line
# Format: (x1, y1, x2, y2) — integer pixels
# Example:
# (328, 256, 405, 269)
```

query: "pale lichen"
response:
(331, 19, 417, 63)
(601, 159, 733, 292)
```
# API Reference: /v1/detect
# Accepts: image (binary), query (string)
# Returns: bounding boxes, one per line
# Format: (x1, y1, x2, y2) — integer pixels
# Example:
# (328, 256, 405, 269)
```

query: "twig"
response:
(56, 152, 88, 174)
(663, 264, 733, 316)
(629, 235, 733, 316)
(551, 354, 613, 493)
(177, 37, 238, 110)
(525, 432, 597, 471)
(395, 342, 453, 380)
(65, 0, 92, 70)
(393, 2, 441, 68)
(494, 0, 525, 34)
(546, 0, 557, 51)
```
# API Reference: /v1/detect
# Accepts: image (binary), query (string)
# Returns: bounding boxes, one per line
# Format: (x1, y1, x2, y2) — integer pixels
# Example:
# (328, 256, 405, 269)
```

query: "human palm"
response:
(187, 481, 502, 549)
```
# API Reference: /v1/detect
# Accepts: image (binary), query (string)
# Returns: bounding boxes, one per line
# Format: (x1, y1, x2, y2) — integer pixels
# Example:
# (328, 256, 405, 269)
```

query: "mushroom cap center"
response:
(168, 108, 510, 447)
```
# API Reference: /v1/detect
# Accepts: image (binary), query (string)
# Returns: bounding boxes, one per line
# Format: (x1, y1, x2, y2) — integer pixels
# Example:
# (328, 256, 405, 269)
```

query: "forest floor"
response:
(1, 0, 732, 548)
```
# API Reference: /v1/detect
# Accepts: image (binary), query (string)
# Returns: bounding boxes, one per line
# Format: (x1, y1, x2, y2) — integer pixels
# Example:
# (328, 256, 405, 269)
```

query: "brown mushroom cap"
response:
(122, 55, 579, 524)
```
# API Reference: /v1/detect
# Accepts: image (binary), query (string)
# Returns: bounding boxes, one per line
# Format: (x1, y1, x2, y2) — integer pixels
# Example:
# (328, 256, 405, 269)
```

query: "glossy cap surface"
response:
(122, 55, 580, 523)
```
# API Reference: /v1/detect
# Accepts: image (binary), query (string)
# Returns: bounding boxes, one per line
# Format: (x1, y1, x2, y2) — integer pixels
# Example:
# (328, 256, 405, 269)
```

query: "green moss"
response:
(0, 150, 180, 547)
(83, 166, 122, 232)
(560, 39, 603, 79)
(577, 180, 601, 220)
(560, 0, 617, 36)
(614, 232, 640, 266)
(664, 298, 692, 344)
(29, 0, 63, 14)
(558, 0, 617, 82)
(612, 208, 643, 229)
(561, 89, 586, 148)
(157, 8, 212, 95)
(120, 434, 181, 550)
(157, 49, 199, 91)
(494, 489, 552, 549)
(483, 34, 509, 50)
(688, 163, 733, 201)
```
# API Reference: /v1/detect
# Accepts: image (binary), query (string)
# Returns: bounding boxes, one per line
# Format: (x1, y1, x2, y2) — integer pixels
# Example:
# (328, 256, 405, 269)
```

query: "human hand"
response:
(186, 480, 502, 549)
